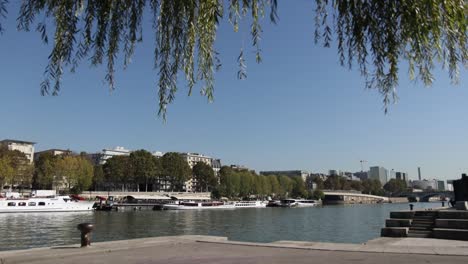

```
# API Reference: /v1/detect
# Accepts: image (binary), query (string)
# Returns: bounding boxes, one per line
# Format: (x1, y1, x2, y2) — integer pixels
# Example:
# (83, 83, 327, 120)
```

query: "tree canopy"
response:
(0, 0, 465, 118)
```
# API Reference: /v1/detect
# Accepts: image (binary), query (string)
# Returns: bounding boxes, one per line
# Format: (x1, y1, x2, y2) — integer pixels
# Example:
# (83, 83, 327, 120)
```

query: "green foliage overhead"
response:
(0, 1, 464, 117)
(315, 0, 467, 110)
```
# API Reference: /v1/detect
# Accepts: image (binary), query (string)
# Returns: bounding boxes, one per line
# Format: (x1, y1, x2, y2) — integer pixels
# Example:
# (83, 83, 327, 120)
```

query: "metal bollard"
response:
(409, 204, 414, 211)
(77, 223, 94, 247)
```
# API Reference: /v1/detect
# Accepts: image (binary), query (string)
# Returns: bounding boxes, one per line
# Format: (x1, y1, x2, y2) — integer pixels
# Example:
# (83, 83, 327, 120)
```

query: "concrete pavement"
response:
(1, 235, 467, 264)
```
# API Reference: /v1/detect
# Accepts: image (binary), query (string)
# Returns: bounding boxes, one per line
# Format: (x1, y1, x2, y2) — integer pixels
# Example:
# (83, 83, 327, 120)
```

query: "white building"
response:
(179, 152, 221, 192)
(34, 149, 72, 161)
(89, 146, 132, 165)
(0, 139, 36, 163)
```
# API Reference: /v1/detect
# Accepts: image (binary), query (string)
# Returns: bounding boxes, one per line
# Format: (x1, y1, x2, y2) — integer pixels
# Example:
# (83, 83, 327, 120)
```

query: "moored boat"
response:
(279, 199, 320, 207)
(233, 200, 267, 208)
(163, 201, 235, 210)
(0, 195, 95, 213)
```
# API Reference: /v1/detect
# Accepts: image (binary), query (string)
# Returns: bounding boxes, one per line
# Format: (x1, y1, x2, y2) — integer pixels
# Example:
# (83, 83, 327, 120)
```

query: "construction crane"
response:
(360, 160, 368, 172)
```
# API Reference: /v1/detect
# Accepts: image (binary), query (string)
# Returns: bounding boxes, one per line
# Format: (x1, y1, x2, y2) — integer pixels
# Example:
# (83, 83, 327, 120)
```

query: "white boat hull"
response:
(234, 201, 267, 208)
(163, 204, 235, 210)
(0, 197, 94, 213)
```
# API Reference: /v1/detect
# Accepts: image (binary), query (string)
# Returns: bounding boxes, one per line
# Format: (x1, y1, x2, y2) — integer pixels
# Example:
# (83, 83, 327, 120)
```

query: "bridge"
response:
(322, 191, 389, 205)
(400, 191, 454, 202)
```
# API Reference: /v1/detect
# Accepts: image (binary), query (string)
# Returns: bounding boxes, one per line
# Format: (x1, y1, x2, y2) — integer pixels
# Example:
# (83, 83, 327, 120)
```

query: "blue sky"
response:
(0, 2, 466, 180)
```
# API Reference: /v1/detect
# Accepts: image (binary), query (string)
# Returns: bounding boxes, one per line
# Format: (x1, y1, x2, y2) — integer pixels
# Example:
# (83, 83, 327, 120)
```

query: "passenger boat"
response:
(0, 195, 95, 213)
(163, 201, 235, 210)
(233, 201, 267, 208)
(279, 199, 320, 207)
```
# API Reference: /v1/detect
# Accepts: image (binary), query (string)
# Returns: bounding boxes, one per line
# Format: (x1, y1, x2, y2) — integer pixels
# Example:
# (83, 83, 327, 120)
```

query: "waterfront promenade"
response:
(1, 235, 467, 264)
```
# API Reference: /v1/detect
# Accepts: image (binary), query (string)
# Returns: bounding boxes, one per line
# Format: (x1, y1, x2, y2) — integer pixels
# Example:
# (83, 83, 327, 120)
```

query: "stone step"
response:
(408, 233, 432, 238)
(413, 216, 435, 220)
(385, 219, 412, 227)
(435, 219, 468, 230)
(412, 222, 434, 226)
(410, 226, 433, 231)
(381, 227, 409, 237)
(433, 228, 468, 241)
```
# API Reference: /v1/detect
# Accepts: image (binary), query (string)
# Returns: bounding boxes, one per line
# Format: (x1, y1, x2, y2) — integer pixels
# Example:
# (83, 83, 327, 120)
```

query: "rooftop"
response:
(0, 139, 36, 145)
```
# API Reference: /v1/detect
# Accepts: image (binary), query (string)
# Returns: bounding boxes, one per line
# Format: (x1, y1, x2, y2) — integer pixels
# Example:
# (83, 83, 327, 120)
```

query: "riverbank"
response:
(0, 235, 467, 264)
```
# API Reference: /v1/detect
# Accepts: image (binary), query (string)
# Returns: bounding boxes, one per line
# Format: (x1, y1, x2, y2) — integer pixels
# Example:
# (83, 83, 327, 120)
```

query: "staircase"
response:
(407, 211, 437, 238)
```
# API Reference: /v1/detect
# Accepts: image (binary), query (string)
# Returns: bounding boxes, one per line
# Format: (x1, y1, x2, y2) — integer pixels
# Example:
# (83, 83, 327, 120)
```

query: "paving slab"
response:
(1, 236, 468, 264)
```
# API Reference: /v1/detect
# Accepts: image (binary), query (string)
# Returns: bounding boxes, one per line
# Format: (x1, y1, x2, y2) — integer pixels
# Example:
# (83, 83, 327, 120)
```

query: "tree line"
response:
(1, 146, 407, 197)
(214, 167, 322, 200)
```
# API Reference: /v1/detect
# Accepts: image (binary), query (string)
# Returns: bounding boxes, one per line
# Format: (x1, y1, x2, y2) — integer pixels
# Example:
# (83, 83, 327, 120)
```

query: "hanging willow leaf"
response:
(0, 0, 7, 34)
(0, 1, 463, 119)
(315, 0, 467, 111)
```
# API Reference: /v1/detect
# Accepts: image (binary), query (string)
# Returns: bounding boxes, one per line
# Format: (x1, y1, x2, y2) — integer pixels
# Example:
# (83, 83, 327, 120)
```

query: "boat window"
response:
(28, 202, 36, 206)
(7, 202, 16, 206)
(18, 202, 27, 206)
(38, 202, 46, 206)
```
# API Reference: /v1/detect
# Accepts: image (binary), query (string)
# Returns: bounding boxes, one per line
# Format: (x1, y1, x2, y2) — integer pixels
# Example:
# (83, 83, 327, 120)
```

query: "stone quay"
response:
(1, 235, 468, 264)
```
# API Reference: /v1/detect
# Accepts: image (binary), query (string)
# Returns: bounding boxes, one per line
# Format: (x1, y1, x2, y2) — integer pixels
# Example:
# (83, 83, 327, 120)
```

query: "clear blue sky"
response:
(0, 2, 466, 180)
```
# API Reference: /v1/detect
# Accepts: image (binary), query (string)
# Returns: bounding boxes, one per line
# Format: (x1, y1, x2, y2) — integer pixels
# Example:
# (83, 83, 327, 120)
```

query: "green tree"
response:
(0, 148, 33, 191)
(0, 1, 464, 117)
(161, 152, 191, 192)
(54, 155, 93, 193)
(0, 155, 14, 190)
(362, 179, 384, 195)
(268, 175, 281, 197)
(311, 189, 325, 200)
(103, 155, 132, 191)
(350, 180, 363, 192)
(383, 179, 407, 195)
(192, 161, 217, 192)
(278, 175, 293, 198)
(291, 176, 308, 198)
(33, 152, 58, 189)
(130, 149, 160, 192)
(324, 175, 341, 190)
(239, 171, 253, 198)
(92, 165, 104, 191)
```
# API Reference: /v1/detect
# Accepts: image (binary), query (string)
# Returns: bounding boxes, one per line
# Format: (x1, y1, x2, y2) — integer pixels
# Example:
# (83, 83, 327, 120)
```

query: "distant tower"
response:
(418, 167, 421, 180)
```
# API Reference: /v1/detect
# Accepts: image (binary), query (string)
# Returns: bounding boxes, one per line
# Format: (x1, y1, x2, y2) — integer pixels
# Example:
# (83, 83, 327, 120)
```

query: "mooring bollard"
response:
(77, 223, 94, 247)
(409, 204, 414, 211)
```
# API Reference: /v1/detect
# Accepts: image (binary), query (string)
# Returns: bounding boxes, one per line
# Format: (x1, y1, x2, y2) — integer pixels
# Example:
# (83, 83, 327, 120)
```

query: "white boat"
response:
(233, 201, 267, 208)
(163, 201, 235, 210)
(279, 199, 320, 207)
(0, 196, 95, 213)
(296, 199, 320, 207)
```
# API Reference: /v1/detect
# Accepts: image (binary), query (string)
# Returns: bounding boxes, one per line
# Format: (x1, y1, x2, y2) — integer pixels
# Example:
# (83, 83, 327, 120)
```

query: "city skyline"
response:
(0, 139, 457, 182)
(0, 1, 466, 181)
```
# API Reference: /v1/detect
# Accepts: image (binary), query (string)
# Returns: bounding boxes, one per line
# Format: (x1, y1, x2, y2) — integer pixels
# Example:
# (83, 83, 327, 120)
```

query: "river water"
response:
(0, 202, 442, 251)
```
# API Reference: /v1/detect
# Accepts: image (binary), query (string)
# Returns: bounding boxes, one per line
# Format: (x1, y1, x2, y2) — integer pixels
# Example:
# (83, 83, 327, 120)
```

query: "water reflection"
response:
(0, 202, 441, 251)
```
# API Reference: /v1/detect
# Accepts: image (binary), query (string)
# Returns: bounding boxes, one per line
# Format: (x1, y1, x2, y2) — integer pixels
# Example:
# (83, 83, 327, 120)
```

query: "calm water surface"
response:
(0, 202, 442, 251)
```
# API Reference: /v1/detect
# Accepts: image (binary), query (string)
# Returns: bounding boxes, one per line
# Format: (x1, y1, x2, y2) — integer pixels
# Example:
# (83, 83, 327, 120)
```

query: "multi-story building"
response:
(34, 149, 72, 161)
(369, 166, 388, 185)
(354, 171, 368, 180)
(395, 172, 408, 182)
(88, 146, 132, 165)
(437, 180, 445, 191)
(230, 164, 250, 171)
(0, 139, 36, 163)
(179, 152, 222, 192)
